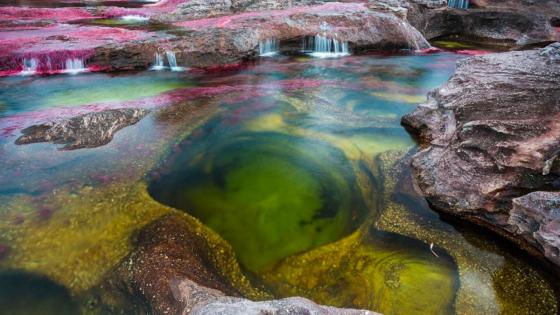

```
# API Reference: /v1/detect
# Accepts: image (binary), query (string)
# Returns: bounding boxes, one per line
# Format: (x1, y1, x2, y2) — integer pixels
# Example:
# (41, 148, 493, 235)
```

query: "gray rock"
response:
(15, 108, 149, 150)
(402, 43, 560, 268)
(177, 279, 378, 315)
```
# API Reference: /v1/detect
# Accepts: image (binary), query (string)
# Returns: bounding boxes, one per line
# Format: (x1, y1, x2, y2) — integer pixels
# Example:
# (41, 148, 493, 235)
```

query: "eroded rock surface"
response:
(402, 43, 560, 268)
(509, 191, 560, 267)
(15, 108, 149, 150)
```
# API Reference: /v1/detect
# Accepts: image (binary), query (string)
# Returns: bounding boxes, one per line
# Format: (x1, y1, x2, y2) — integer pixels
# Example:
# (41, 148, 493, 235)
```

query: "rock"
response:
(1, 1, 430, 74)
(112, 213, 376, 315)
(406, 0, 560, 48)
(401, 43, 560, 269)
(509, 191, 560, 267)
(177, 279, 377, 315)
(111, 214, 245, 314)
(15, 108, 149, 150)
(94, 2, 430, 69)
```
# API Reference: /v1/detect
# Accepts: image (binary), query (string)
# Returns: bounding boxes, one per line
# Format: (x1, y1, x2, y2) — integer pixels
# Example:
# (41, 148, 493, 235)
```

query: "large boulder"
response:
(401, 43, 560, 270)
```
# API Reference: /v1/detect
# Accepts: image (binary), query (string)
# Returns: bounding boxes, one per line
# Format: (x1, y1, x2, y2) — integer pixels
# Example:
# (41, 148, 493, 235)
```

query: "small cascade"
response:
(259, 38, 279, 57)
(63, 58, 87, 75)
(304, 34, 350, 58)
(151, 53, 166, 70)
(448, 0, 469, 9)
(165, 51, 184, 72)
(399, 20, 432, 51)
(20, 58, 38, 76)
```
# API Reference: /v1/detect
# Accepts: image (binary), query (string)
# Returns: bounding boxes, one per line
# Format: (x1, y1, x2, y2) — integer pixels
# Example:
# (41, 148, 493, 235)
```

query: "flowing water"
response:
(0, 52, 558, 314)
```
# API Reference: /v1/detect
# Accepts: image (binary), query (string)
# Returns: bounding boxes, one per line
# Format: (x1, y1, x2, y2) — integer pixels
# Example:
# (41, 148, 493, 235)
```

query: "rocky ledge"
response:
(402, 43, 560, 270)
(407, 0, 560, 48)
(15, 108, 149, 150)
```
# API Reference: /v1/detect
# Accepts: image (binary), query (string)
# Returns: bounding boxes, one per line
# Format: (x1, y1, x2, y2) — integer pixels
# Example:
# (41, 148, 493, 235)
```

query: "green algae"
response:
(45, 81, 187, 107)
(149, 131, 367, 272)
(260, 228, 459, 314)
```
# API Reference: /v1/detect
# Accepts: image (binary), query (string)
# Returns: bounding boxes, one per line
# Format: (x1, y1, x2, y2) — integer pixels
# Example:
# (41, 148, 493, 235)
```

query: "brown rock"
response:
(112, 214, 241, 315)
(509, 191, 560, 267)
(402, 43, 560, 268)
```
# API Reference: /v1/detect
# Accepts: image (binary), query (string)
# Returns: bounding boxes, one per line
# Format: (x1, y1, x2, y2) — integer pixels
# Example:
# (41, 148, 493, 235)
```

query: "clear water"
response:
(0, 53, 557, 314)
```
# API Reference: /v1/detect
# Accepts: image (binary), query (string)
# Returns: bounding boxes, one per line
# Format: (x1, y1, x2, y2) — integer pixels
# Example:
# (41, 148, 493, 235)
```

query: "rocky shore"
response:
(402, 42, 560, 272)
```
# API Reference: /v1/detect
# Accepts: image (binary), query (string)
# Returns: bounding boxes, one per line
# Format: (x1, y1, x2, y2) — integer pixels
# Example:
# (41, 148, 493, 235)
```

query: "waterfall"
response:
(259, 38, 279, 57)
(20, 58, 38, 76)
(64, 58, 87, 75)
(151, 53, 166, 70)
(165, 51, 184, 72)
(399, 20, 431, 51)
(305, 34, 350, 58)
(448, 0, 469, 9)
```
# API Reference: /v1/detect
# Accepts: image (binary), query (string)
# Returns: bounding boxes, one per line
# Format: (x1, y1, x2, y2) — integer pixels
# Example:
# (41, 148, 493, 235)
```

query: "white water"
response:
(63, 58, 87, 75)
(307, 34, 350, 58)
(165, 51, 184, 72)
(151, 53, 166, 70)
(259, 38, 279, 57)
(448, 0, 469, 9)
(20, 58, 38, 76)
(399, 21, 432, 51)
(121, 15, 150, 22)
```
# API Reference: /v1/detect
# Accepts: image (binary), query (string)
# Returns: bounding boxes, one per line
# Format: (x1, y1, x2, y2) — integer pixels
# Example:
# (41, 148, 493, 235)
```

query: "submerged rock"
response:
(111, 214, 243, 314)
(402, 43, 560, 269)
(15, 108, 149, 150)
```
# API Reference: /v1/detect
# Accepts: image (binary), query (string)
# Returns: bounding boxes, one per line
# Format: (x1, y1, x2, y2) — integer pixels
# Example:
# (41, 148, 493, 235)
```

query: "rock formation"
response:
(112, 214, 377, 315)
(402, 43, 560, 270)
(15, 108, 149, 150)
(406, 0, 560, 48)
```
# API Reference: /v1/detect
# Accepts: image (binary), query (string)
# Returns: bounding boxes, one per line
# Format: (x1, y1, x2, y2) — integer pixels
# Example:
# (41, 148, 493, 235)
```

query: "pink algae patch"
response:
(415, 47, 442, 54)
(0, 24, 150, 74)
(175, 2, 367, 30)
(455, 49, 493, 56)
(0, 6, 95, 22)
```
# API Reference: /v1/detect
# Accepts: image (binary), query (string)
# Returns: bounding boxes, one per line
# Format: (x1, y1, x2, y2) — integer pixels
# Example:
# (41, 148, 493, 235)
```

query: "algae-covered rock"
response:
(110, 213, 268, 314)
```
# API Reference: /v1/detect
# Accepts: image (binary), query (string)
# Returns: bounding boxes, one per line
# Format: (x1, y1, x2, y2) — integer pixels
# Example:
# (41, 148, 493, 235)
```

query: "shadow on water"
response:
(0, 271, 79, 315)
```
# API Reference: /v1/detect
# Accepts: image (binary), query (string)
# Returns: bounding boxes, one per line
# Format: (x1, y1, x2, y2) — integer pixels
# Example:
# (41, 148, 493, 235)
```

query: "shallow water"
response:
(0, 53, 557, 314)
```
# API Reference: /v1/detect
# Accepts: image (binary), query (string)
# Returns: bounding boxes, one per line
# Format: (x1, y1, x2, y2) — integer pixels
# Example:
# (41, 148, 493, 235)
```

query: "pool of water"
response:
(0, 53, 557, 314)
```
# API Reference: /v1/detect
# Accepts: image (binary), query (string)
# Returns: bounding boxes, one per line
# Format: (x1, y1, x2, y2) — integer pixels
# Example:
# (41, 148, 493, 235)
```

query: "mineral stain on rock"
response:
(15, 108, 149, 150)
